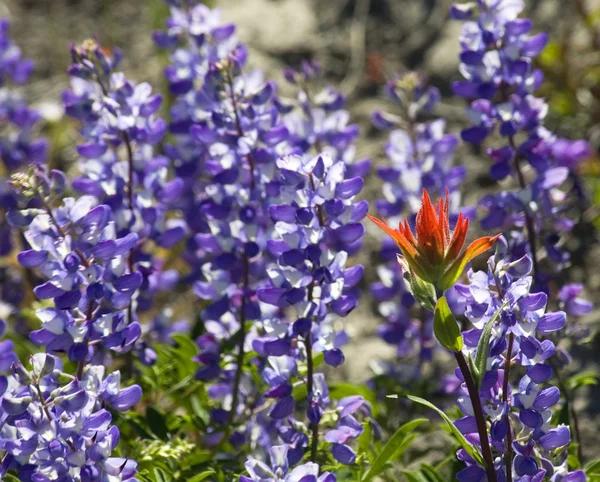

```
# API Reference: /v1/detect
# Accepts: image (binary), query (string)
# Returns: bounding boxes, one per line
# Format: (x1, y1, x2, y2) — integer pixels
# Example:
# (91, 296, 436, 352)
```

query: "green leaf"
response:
(361, 418, 428, 481)
(567, 371, 599, 391)
(433, 296, 463, 352)
(4, 474, 21, 482)
(292, 381, 307, 401)
(407, 395, 484, 467)
(171, 334, 198, 359)
(420, 463, 446, 482)
(473, 300, 507, 388)
(153, 467, 172, 482)
(146, 407, 169, 440)
(586, 459, 600, 474)
(401, 471, 428, 482)
(187, 471, 217, 482)
(358, 420, 373, 459)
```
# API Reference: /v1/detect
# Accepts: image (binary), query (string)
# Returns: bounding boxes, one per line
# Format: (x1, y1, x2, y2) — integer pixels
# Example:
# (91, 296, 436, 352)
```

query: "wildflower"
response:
(368, 189, 500, 293)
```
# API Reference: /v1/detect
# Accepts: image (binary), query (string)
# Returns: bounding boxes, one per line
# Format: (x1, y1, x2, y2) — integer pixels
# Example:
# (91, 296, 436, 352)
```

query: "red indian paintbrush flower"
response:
(367, 189, 501, 291)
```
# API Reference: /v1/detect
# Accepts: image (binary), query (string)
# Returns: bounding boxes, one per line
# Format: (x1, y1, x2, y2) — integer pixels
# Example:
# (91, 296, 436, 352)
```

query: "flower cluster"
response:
(64, 39, 186, 365)
(451, 0, 591, 286)
(0, 19, 47, 331)
(10, 166, 141, 366)
(0, 353, 139, 481)
(0, 2, 594, 481)
(370, 73, 465, 365)
(449, 237, 580, 481)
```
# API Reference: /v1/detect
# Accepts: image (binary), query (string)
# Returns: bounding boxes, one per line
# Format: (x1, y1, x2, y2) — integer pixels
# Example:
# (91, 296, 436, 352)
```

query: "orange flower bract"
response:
(367, 189, 501, 291)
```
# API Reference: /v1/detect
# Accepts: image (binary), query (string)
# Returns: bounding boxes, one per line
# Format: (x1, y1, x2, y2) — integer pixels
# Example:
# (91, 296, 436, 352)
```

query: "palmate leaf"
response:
(407, 395, 484, 467)
(361, 418, 428, 481)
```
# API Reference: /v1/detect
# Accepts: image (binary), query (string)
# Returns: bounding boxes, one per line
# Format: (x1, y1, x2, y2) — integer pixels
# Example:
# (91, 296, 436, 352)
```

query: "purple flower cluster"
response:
(254, 151, 367, 464)
(242, 445, 336, 482)
(0, 353, 139, 481)
(64, 39, 186, 365)
(11, 166, 141, 365)
(370, 73, 465, 366)
(451, 0, 591, 286)
(0, 0, 593, 480)
(448, 237, 583, 481)
(153, 4, 373, 471)
(0, 19, 47, 327)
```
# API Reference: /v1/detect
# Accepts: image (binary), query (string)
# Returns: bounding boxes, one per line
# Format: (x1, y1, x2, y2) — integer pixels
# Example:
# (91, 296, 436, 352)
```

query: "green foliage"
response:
(566, 371, 599, 391)
(433, 296, 463, 352)
(362, 418, 428, 481)
(406, 395, 484, 467)
(473, 300, 508, 387)
(586, 459, 600, 481)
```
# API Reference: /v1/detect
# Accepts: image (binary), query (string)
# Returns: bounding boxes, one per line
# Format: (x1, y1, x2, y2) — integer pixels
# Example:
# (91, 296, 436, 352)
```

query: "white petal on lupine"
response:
(295, 300, 313, 318)
(465, 106, 486, 125)
(287, 463, 320, 482)
(319, 248, 336, 267)
(307, 226, 324, 245)
(401, 167, 422, 196)
(311, 285, 322, 304)
(39, 312, 65, 335)
(278, 229, 302, 249)
(70, 196, 98, 222)
(67, 324, 88, 343)
(83, 365, 105, 393)
(325, 161, 345, 184)
(496, 102, 514, 122)
(262, 318, 289, 338)
(540, 409, 552, 433)
(457, 396, 475, 417)
(267, 267, 287, 288)
(378, 301, 398, 318)
(407, 193, 423, 213)
(329, 279, 345, 300)
(317, 183, 335, 201)
(105, 371, 122, 396)
(281, 266, 310, 288)
(276, 154, 302, 171)
(459, 21, 483, 51)
(95, 314, 115, 337)
(387, 130, 413, 166)
(330, 251, 348, 272)
(421, 154, 435, 173)
(382, 182, 397, 203)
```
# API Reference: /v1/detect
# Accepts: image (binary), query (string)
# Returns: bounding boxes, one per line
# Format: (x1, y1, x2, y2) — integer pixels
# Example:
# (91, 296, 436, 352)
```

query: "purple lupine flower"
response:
(0, 318, 17, 372)
(0, 353, 140, 481)
(325, 395, 379, 465)
(449, 238, 574, 480)
(257, 151, 367, 459)
(241, 444, 336, 482)
(451, 0, 592, 288)
(370, 73, 465, 371)
(0, 18, 47, 280)
(64, 39, 186, 363)
(9, 166, 141, 363)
